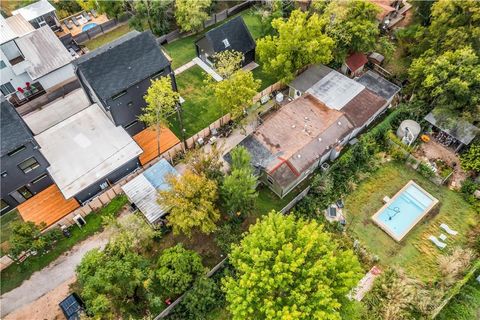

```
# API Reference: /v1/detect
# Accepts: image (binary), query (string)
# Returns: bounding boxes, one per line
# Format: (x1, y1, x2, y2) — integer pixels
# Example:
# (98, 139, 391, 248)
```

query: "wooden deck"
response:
(133, 127, 180, 165)
(17, 185, 80, 228)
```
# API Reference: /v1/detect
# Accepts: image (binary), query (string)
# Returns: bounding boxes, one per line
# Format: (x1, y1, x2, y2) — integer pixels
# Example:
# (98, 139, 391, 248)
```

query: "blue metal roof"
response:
(143, 159, 178, 191)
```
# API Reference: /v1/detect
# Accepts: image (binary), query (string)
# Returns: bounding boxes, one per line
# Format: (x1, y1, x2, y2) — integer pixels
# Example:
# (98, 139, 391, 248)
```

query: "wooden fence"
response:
(73, 17, 128, 44)
(253, 81, 286, 103)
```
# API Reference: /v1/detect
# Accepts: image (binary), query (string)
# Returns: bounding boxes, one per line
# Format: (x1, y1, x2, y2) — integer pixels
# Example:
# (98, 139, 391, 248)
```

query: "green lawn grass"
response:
(0, 196, 128, 294)
(344, 161, 478, 282)
(170, 65, 223, 138)
(436, 269, 480, 320)
(84, 24, 132, 50)
(0, 209, 21, 256)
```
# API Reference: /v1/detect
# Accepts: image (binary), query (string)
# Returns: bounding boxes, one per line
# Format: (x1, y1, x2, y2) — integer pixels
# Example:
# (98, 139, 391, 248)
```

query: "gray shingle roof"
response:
(289, 64, 333, 93)
(1, 99, 33, 156)
(202, 16, 255, 54)
(75, 31, 170, 100)
(356, 70, 400, 101)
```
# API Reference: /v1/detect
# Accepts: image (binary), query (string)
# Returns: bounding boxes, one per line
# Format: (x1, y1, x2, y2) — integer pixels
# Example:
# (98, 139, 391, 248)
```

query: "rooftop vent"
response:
(338, 121, 342, 125)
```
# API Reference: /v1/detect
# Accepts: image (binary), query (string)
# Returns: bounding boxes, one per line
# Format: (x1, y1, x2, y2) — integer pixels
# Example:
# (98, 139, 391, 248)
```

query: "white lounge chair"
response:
(439, 233, 447, 241)
(382, 196, 391, 204)
(440, 223, 458, 236)
(429, 235, 446, 249)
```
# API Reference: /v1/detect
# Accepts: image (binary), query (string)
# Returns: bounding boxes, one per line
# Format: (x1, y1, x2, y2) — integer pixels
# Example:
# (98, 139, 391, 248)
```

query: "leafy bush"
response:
(459, 179, 480, 210)
(418, 162, 435, 178)
(8, 221, 62, 258)
(214, 220, 243, 254)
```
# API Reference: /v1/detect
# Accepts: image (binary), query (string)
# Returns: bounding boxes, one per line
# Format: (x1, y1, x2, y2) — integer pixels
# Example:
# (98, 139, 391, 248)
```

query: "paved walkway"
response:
(0, 232, 109, 317)
(193, 57, 223, 81)
(174, 60, 196, 75)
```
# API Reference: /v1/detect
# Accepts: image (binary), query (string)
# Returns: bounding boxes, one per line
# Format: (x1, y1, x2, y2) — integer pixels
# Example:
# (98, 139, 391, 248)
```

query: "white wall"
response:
(37, 63, 75, 90)
(0, 48, 32, 93)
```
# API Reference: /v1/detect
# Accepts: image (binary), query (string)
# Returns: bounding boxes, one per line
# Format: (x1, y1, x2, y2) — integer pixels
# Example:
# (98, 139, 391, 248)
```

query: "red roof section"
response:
(345, 52, 368, 72)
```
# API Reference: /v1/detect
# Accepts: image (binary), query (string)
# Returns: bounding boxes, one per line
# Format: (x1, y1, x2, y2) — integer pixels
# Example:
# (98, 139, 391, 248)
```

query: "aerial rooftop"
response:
(356, 70, 401, 101)
(0, 99, 33, 157)
(0, 14, 34, 44)
(75, 31, 170, 100)
(12, 0, 56, 21)
(35, 104, 143, 199)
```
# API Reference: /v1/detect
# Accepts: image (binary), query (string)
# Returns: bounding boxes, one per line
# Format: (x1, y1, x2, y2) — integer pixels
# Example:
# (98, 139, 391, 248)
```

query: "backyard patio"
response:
(344, 161, 478, 282)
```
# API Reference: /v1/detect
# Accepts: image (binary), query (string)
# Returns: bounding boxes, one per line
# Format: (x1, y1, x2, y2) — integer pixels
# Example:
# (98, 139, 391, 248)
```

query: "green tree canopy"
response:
(213, 69, 260, 120)
(221, 168, 258, 217)
(76, 248, 152, 318)
(159, 171, 220, 236)
(408, 46, 480, 122)
(460, 143, 480, 173)
(185, 144, 224, 183)
(175, 0, 212, 33)
(223, 211, 362, 319)
(129, 0, 173, 36)
(140, 76, 180, 155)
(230, 146, 252, 171)
(155, 244, 205, 297)
(322, 0, 380, 62)
(257, 9, 334, 83)
(213, 50, 244, 78)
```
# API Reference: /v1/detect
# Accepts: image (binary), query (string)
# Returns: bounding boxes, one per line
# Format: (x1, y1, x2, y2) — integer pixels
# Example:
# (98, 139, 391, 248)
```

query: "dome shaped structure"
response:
(396, 120, 421, 145)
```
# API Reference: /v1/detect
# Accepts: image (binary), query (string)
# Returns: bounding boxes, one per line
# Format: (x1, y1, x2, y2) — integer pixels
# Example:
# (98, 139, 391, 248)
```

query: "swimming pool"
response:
(372, 180, 438, 241)
(82, 23, 98, 32)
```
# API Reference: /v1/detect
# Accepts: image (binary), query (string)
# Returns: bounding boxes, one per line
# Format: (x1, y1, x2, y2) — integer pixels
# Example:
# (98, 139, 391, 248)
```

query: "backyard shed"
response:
(121, 159, 179, 224)
(424, 110, 479, 152)
(195, 16, 256, 68)
(341, 52, 368, 77)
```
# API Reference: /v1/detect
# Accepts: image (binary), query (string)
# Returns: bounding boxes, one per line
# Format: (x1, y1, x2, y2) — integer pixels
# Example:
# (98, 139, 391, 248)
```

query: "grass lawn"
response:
(84, 24, 131, 50)
(0, 209, 21, 256)
(170, 65, 223, 138)
(0, 196, 128, 294)
(436, 268, 480, 320)
(164, 9, 267, 70)
(344, 161, 478, 282)
(252, 64, 279, 90)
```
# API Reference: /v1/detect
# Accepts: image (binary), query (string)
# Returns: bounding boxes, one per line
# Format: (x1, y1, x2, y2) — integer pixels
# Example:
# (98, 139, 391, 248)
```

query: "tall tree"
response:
(221, 169, 258, 217)
(175, 0, 212, 33)
(159, 171, 220, 236)
(223, 211, 362, 319)
(185, 145, 224, 183)
(408, 46, 480, 122)
(212, 70, 260, 120)
(229, 146, 251, 171)
(140, 77, 179, 156)
(213, 50, 244, 78)
(155, 244, 205, 297)
(256, 9, 334, 83)
(460, 144, 480, 173)
(322, 0, 380, 62)
(129, 0, 173, 36)
(96, 0, 125, 19)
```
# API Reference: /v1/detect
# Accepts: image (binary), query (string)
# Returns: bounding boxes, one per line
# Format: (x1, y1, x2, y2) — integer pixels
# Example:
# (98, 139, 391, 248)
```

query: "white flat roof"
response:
(307, 71, 365, 110)
(23, 89, 90, 134)
(15, 26, 74, 79)
(35, 104, 142, 199)
(0, 15, 35, 44)
(12, 0, 56, 21)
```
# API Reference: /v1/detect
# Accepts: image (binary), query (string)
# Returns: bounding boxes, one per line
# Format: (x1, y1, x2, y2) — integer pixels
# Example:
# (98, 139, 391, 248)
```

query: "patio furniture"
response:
(440, 223, 458, 235)
(439, 233, 447, 241)
(71, 16, 80, 26)
(336, 199, 344, 208)
(382, 196, 390, 204)
(82, 11, 92, 22)
(428, 235, 446, 249)
(90, 9, 98, 18)
(64, 20, 74, 30)
(327, 206, 337, 218)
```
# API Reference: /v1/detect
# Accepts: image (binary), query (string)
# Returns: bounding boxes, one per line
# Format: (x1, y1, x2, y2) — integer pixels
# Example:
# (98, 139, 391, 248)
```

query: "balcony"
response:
(8, 82, 46, 108)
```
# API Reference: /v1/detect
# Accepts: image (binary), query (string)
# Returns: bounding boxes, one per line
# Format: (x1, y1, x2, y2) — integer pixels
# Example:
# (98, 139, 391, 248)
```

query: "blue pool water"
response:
(82, 23, 98, 32)
(376, 184, 434, 238)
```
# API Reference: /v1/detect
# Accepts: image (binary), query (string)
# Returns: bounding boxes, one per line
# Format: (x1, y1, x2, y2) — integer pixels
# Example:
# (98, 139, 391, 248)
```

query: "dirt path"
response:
(4, 277, 75, 320)
(0, 232, 109, 317)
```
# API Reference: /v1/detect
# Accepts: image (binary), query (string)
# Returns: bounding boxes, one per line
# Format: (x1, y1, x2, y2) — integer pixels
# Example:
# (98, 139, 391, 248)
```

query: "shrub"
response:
(418, 162, 435, 178)
(438, 247, 475, 286)
(214, 220, 243, 254)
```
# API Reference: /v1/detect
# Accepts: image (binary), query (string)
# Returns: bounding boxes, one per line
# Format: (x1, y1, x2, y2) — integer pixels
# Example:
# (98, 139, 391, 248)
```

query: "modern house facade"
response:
(75, 31, 176, 136)
(0, 99, 53, 214)
(12, 0, 61, 32)
(0, 15, 76, 110)
(195, 16, 256, 68)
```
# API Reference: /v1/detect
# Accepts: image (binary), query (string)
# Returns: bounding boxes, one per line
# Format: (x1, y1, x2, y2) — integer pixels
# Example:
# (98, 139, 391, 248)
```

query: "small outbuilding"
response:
(195, 16, 256, 68)
(341, 52, 368, 77)
(121, 159, 179, 225)
(396, 120, 421, 146)
(12, 0, 61, 31)
(424, 110, 479, 152)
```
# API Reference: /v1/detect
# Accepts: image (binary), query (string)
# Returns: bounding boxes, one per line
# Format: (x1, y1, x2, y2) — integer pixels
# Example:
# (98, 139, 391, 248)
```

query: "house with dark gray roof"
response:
(75, 31, 176, 136)
(1, 99, 53, 214)
(195, 16, 256, 68)
(356, 70, 401, 103)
